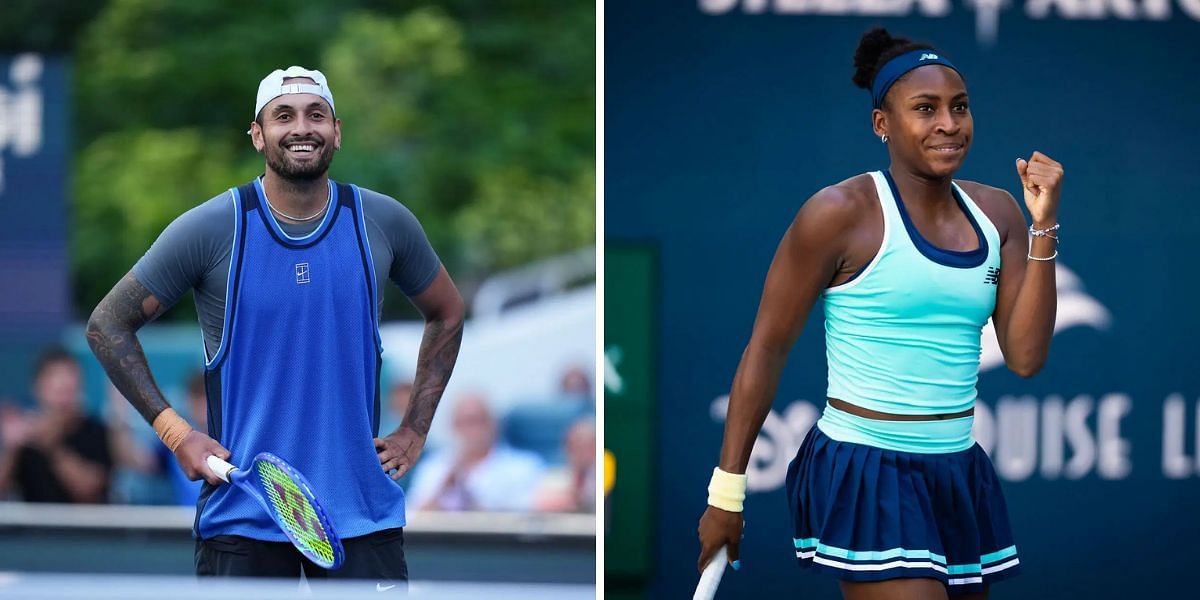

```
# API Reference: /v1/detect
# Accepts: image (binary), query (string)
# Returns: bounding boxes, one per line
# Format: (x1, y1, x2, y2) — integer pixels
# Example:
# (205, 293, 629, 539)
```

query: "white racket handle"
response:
(693, 545, 728, 600)
(206, 455, 237, 483)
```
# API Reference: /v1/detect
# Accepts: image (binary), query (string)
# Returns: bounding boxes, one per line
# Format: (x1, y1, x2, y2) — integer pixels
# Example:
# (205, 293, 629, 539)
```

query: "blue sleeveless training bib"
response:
(195, 177, 405, 541)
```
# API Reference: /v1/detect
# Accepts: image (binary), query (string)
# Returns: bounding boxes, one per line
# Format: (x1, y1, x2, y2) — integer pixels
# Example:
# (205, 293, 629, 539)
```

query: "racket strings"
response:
(257, 461, 336, 565)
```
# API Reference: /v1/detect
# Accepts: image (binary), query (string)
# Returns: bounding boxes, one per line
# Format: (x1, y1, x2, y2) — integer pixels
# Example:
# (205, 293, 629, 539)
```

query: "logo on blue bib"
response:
(295, 262, 310, 285)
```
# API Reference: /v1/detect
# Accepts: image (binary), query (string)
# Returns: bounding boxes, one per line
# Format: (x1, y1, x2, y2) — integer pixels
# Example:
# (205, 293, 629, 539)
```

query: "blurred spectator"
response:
(185, 372, 208, 430)
(379, 379, 413, 437)
(534, 418, 596, 513)
(380, 380, 415, 490)
(408, 393, 544, 512)
(0, 347, 112, 503)
(109, 372, 206, 505)
(106, 383, 157, 503)
(167, 372, 207, 504)
(502, 365, 595, 464)
(559, 365, 594, 410)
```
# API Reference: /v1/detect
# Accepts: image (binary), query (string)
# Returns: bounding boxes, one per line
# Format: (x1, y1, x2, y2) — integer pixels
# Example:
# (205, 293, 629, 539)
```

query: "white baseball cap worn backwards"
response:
(252, 66, 336, 121)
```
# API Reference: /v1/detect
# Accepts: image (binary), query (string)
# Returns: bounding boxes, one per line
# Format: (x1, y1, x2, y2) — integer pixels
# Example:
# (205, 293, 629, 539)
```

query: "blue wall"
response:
(0, 54, 70, 402)
(606, 2, 1200, 598)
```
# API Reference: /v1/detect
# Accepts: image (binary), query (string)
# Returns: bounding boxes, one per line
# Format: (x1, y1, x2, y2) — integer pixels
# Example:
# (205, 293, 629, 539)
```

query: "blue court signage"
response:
(0, 54, 70, 398)
(699, 0, 1200, 46)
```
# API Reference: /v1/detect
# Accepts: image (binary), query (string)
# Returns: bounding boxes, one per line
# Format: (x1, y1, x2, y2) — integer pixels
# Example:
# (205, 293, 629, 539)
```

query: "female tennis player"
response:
(697, 28, 1062, 599)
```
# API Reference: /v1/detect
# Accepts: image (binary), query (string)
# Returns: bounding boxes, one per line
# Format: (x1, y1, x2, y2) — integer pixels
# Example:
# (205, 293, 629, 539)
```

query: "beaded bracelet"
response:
(1028, 223, 1059, 261)
(1030, 223, 1060, 241)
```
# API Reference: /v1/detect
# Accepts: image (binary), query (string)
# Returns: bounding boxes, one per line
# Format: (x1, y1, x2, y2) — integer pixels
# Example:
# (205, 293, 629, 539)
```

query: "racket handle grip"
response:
(206, 455, 236, 483)
(693, 545, 728, 600)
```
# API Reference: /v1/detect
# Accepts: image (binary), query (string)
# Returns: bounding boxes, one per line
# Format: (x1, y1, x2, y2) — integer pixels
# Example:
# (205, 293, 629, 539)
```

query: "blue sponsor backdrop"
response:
(0, 54, 70, 401)
(606, 1, 1200, 598)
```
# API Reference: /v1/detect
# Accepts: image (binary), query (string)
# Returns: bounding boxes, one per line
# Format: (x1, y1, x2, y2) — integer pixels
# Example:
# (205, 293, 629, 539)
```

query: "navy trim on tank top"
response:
(839, 259, 871, 286)
(348, 185, 383, 353)
(194, 367, 224, 537)
(206, 184, 253, 371)
(195, 182, 255, 538)
(251, 177, 342, 249)
(346, 184, 374, 302)
(372, 354, 383, 436)
(345, 183, 385, 436)
(883, 170, 988, 268)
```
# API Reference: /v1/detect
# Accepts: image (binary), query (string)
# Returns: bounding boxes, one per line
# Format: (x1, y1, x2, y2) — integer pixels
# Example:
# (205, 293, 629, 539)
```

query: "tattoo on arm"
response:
(85, 273, 173, 425)
(404, 317, 465, 436)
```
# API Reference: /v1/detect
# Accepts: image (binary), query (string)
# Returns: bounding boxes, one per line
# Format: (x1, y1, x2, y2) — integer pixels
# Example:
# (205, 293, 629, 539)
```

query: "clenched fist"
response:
(1015, 151, 1063, 226)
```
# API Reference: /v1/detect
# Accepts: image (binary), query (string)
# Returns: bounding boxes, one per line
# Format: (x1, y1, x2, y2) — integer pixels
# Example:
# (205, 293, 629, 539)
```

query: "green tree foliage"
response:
(0, 0, 107, 53)
(68, 0, 594, 320)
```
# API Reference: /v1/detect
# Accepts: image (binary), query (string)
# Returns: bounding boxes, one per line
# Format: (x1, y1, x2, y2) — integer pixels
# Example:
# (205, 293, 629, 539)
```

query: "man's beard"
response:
(264, 137, 336, 181)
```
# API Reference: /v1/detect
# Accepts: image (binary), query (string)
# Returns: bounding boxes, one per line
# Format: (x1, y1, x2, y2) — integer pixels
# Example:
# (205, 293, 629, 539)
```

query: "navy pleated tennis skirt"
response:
(785, 424, 1021, 594)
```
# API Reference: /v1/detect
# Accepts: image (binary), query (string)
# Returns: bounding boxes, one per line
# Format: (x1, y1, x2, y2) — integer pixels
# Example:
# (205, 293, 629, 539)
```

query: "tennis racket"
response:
(206, 452, 344, 569)
(693, 545, 728, 600)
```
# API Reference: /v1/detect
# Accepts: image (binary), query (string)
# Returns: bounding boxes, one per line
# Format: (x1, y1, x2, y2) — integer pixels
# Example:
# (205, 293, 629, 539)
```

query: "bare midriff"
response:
(828, 397, 974, 421)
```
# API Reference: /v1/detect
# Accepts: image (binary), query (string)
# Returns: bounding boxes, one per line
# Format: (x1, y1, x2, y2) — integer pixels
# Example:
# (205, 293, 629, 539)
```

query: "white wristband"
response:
(707, 467, 747, 512)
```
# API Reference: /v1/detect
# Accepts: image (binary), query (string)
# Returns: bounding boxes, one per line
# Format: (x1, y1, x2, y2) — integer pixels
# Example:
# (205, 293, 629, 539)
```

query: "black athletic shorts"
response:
(195, 527, 408, 591)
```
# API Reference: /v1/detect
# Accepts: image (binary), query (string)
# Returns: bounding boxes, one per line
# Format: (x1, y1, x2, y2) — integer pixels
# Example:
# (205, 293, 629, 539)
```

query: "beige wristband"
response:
(152, 408, 193, 453)
(707, 467, 748, 512)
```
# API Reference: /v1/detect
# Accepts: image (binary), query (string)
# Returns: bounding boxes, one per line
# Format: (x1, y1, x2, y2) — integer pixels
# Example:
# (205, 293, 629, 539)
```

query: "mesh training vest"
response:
(195, 177, 404, 541)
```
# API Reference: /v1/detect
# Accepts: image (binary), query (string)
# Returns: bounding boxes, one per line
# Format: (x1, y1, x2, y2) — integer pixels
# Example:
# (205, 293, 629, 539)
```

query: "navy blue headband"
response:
(870, 49, 959, 109)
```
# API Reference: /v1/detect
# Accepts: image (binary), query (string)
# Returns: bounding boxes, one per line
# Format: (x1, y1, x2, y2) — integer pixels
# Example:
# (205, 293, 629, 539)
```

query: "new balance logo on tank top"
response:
(822, 171, 1002, 416)
(195, 178, 403, 541)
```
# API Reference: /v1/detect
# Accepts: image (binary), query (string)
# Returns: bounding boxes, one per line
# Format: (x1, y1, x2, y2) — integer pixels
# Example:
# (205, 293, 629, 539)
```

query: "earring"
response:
(881, 134, 889, 144)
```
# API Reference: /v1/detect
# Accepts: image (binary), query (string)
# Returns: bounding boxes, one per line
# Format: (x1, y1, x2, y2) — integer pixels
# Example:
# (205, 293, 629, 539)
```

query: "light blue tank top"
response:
(822, 171, 1001, 419)
(195, 178, 405, 541)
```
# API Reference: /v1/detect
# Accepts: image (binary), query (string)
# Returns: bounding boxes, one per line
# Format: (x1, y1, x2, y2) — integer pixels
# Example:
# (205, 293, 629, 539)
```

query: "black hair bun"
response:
(852, 28, 898, 90)
(851, 27, 933, 91)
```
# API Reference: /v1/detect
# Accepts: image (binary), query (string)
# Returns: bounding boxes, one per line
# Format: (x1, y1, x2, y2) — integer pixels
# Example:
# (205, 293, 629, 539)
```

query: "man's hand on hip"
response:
(375, 427, 427, 480)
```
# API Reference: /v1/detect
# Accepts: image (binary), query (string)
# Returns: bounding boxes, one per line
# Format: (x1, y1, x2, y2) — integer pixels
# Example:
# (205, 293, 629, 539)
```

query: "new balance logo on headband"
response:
(920, 53, 939, 61)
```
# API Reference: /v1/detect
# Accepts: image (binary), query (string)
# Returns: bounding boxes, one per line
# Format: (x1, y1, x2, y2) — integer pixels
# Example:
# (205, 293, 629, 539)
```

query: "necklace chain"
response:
(265, 186, 331, 223)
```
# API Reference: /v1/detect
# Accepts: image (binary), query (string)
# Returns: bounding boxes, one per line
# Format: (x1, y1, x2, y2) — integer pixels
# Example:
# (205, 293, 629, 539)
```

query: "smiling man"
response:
(86, 67, 465, 589)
